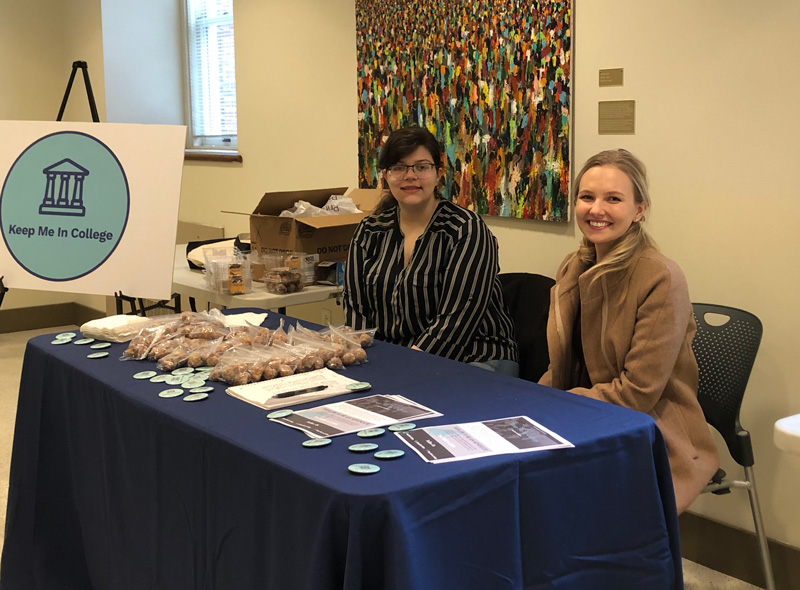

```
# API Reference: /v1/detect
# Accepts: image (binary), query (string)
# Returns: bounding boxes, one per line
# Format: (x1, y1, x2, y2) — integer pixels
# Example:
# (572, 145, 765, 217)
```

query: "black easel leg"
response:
(0, 276, 8, 310)
(56, 64, 79, 122)
(57, 61, 100, 123)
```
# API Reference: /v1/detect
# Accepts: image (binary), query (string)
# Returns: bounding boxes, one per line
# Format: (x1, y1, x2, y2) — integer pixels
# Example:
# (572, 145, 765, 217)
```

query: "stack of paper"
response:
(268, 394, 441, 438)
(395, 416, 573, 464)
(227, 368, 362, 411)
(79, 314, 152, 342)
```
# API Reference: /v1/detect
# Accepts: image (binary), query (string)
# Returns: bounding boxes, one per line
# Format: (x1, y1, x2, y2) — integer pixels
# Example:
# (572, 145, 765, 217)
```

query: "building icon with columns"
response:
(39, 158, 89, 217)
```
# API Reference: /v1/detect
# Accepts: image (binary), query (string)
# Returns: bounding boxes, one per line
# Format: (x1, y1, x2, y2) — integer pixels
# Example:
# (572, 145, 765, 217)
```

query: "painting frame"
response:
(356, 0, 572, 222)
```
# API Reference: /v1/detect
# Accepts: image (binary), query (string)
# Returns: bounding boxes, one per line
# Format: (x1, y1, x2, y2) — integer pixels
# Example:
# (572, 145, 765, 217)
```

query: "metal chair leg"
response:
(745, 466, 776, 590)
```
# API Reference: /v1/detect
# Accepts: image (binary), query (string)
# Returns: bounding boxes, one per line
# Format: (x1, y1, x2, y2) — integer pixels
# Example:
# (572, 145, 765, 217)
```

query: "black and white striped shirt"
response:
(344, 200, 518, 364)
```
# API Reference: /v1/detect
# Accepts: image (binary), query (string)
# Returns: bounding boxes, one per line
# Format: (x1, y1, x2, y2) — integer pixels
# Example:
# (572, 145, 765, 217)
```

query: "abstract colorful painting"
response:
(356, 0, 571, 221)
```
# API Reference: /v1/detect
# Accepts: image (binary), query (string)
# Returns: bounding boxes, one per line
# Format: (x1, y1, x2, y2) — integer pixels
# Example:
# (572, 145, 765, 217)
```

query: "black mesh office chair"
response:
(498, 273, 554, 383)
(691, 303, 775, 590)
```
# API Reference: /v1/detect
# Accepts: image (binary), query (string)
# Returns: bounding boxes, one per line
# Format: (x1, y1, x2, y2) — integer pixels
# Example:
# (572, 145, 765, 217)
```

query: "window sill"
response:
(184, 150, 243, 163)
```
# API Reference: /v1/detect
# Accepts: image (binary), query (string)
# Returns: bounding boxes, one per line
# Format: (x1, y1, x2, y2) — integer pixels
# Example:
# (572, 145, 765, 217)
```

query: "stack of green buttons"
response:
(51, 332, 76, 345)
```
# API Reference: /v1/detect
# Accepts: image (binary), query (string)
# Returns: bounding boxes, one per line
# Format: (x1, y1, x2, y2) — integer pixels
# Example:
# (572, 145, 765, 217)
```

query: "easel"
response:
(0, 62, 98, 312)
(114, 292, 182, 317)
(57, 61, 100, 123)
(0, 61, 181, 316)
(0, 276, 8, 309)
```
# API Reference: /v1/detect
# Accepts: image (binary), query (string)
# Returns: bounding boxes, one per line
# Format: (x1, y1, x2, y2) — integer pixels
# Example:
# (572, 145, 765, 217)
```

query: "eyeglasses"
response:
(386, 162, 437, 176)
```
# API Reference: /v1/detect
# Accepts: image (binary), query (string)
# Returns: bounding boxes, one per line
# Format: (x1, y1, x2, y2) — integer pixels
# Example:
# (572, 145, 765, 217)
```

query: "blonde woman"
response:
(539, 149, 718, 513)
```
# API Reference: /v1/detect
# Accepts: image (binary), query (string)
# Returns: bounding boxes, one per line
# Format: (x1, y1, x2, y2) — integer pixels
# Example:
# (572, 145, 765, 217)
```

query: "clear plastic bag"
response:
(288, 330, 346, 371)
(147, 333, 185, 361)
(326, 324, 377, 349)
(186, 337, 225, 368)
(156, 338, 197, 372)
(287, 321, 328, 343)
(278, 200, 334, 218)
(321, 195, 362, 214)
(209, 343, 301, 385)
(122, 323, 172, 361)
(208, 346, 263, 385)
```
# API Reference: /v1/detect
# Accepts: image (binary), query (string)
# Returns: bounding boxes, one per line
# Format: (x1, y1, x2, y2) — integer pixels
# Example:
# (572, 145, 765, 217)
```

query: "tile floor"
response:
(0, 326, 764, 588)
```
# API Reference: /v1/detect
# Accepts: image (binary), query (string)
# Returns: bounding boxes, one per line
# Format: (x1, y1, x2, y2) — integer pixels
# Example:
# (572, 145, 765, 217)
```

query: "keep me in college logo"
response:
(0, 131, 129, 281)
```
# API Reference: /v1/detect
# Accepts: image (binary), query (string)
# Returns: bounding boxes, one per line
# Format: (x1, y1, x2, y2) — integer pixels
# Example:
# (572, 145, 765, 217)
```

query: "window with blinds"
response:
(185, 0, 237, 149)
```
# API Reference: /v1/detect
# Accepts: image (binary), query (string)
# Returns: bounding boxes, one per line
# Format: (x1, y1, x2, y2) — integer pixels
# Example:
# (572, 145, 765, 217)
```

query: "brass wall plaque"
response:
(598, 100, 635, 135)
(599, 68, 624, 87)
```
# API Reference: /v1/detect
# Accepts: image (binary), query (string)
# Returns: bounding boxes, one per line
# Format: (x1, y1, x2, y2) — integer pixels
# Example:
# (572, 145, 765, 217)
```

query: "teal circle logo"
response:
(0, 131, 129, 280)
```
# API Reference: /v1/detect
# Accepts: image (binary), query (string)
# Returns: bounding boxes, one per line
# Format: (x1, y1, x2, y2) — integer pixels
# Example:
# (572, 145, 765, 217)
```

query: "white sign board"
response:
(0, 120, 185, 300)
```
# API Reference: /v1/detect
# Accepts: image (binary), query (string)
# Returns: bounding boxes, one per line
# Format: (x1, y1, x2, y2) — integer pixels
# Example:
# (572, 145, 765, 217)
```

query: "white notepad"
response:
(226, 368, 361, 410)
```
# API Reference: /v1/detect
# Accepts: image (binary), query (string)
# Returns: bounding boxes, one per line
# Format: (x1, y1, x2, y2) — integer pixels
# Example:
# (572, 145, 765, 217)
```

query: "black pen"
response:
(273, 385, 328, 399)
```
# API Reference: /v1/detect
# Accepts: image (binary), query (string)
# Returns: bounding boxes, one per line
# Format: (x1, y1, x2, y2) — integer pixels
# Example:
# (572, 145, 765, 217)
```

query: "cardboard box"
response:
(315, 260, 346, 286)
(227, 187, 382, 264)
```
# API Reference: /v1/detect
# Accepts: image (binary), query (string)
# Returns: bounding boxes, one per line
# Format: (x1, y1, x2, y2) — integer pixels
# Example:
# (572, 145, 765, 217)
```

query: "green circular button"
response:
(51, 339, 71, 345)
(302, 438, 332, 448)
(73, 338, 95, 345)
(90, 342, 112, 349)
(182, 392, 209, 402)
(133, 371, 158, 380)
(374, 449, 405, 460)
(56, 332, 77, 339)
(165, 375, 187, 385)
(181, 379, 207, 389)
(171, 367, 195, 375)
(189, 386, 214, 394)
(86, 352, 109, 359)
(346, 382, 372, 392)
(348, 463, 380, 475)
(388, 423, 416, 432)
(267, 409, 293, 419)
(158, 388, 184, 398)
(150, 374, 170, 383)
(357, 428, 385, 438)
(349, 443, 379, 453)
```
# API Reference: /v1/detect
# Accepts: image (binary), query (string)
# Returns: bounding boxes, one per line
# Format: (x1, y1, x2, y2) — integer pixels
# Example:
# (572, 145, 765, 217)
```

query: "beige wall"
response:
(4, 0, 800, 551)
(179, 0, 359, 234)
(101, 0, 183, 125)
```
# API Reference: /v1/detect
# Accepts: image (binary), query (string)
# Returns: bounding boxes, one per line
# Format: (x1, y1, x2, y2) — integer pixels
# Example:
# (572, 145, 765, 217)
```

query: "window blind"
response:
(186, 0, 237, 147)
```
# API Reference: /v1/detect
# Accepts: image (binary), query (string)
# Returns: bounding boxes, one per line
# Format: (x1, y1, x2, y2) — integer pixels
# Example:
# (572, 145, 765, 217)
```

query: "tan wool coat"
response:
(539, 247, 719, 513)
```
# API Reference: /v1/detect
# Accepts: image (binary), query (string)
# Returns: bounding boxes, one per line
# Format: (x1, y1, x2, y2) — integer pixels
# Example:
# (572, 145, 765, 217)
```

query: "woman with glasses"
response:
(344, 126, 519, 375)
(539, 149, 718, 513)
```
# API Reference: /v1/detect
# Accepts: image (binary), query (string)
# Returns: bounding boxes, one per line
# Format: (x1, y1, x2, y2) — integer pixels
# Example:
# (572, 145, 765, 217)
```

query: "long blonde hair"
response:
(575, 149, 657, 283)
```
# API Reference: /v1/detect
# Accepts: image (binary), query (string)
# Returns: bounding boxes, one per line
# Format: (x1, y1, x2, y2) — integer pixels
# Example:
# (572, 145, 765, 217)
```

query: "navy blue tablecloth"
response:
(1, 313, 682, 590)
